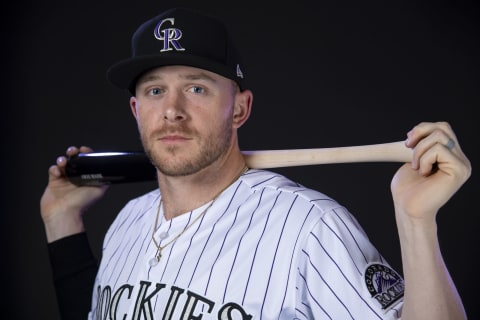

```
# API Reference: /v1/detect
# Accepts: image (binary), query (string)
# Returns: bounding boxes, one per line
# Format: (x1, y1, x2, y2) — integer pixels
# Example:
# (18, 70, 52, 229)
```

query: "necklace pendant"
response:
(148, 257, 158, 267)
(148, 250, 161, 267)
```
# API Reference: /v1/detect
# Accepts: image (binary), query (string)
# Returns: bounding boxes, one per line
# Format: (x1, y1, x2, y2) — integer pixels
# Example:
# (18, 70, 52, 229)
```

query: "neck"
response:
(157, 154, 247, 220)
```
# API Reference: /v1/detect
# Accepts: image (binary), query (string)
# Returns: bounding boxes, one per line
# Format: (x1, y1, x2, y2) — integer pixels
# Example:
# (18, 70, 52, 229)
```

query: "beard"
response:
(141, 114, 234, 177)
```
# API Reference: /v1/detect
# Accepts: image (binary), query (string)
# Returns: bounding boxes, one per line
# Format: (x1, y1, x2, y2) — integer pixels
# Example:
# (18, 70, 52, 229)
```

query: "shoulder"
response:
(240, 169, 344, 215)
(123, 188, 161, 209)
(108, 188, 160, 228)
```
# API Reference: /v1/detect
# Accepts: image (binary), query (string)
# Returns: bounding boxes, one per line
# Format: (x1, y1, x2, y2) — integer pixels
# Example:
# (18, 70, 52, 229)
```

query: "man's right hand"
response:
(40, 146, 109, 242)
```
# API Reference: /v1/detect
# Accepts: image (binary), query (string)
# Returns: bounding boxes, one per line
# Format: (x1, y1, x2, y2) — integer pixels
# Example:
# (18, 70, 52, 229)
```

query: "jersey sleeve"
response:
(48, 232, 98, 320)
(295, 206, 404, 319)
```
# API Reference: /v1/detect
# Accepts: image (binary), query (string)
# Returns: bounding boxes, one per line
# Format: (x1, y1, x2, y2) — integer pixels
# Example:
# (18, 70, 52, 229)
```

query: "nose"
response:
(163, 92, 186, 122)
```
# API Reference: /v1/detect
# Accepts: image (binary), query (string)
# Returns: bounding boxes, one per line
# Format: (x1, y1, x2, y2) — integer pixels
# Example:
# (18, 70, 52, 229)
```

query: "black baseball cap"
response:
(106, 8, 247, 94)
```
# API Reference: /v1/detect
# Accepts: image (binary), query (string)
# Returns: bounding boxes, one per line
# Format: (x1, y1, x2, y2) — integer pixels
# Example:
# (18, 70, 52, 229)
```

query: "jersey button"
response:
(158, 231, 169, 240)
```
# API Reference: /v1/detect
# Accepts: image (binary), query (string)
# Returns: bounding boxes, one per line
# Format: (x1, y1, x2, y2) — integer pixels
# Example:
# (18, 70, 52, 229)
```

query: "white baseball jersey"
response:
(89, 169, 404, 319)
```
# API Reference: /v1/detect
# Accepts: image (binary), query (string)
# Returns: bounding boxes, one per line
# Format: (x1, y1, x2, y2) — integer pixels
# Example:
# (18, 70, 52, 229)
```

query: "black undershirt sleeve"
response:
(48, 232, 98, 320)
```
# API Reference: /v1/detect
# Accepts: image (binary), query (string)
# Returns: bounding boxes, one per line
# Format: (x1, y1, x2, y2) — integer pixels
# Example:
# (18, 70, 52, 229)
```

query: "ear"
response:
(232, 89, 253, 129)
(130, 96, 139, 119)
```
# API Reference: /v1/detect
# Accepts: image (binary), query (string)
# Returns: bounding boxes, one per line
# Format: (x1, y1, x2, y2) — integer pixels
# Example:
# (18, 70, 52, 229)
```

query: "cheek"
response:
(134, 107, 156, 132)
(212, 106, 235, 134)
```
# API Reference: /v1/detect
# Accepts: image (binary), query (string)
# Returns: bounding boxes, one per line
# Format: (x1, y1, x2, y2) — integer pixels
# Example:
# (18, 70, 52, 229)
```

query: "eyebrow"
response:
(136, 74, 161, 86)
(181, 72, 218, 83)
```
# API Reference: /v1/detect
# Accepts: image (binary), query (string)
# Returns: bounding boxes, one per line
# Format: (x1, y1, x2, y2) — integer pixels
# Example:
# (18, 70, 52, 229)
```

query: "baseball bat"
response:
(66, 141, 411, 185)
(243, 141, 411, 168)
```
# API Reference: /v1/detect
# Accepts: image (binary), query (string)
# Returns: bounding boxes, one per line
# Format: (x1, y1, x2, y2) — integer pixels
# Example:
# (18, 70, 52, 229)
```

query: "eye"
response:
(148, 88, 163, 96)
(145, 87, 164, 96)
(188, 86, 205, 94)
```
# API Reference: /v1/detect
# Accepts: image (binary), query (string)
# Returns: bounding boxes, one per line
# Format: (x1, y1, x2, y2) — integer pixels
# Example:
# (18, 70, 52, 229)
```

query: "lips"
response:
(157, 131, 193, 144)
(160, 134, 189, 142)
(152, 125, 195, 145)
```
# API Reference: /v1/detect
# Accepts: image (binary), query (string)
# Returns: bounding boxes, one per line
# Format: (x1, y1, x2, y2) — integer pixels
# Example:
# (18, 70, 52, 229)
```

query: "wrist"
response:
(43, 213, 86, 243)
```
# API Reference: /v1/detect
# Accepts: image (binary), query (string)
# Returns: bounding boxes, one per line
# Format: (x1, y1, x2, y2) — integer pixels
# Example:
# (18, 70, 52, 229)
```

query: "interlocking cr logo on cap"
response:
(153, 18, 186, 52)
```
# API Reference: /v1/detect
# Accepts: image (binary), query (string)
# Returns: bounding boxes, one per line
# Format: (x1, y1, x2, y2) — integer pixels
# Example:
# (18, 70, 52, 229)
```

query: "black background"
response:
(2, 0, 479, 319)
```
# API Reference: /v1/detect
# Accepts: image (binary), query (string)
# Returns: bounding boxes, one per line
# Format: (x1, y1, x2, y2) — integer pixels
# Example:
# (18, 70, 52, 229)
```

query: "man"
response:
(41, 7, 470, 320)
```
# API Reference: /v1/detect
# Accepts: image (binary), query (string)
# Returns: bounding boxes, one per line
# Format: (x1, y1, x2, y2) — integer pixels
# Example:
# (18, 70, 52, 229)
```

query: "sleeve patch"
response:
(364, 263, 404, 310)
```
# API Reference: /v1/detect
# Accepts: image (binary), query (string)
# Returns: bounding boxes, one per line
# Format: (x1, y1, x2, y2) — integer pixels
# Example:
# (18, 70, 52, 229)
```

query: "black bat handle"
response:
(65, 152, 157, 186)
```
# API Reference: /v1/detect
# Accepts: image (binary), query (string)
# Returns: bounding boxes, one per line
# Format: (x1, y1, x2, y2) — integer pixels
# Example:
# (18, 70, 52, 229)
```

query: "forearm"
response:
(48, 233, 98, 320)
(396, 212, 466, 320)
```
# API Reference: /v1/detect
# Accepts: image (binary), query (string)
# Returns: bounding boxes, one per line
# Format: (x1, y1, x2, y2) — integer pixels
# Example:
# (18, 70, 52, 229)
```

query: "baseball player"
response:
(41, 7, 470, 320)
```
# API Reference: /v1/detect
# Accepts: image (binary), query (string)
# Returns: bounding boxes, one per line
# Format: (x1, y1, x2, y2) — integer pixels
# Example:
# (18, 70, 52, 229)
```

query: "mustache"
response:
(151, 124, 197, 138)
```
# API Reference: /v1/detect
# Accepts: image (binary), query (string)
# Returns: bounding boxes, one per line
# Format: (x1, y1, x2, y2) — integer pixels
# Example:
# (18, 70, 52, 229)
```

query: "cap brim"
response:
(106, 53, 244, 93)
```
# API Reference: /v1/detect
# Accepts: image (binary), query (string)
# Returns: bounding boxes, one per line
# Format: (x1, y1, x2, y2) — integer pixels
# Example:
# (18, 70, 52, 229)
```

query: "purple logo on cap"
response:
(153, 18, 186, 52)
